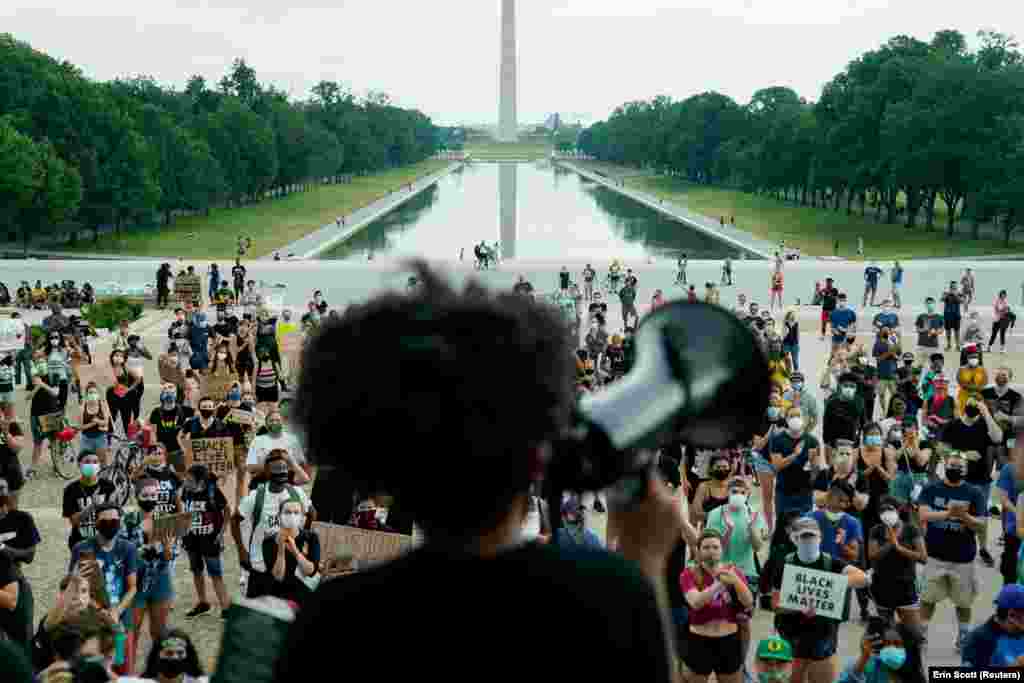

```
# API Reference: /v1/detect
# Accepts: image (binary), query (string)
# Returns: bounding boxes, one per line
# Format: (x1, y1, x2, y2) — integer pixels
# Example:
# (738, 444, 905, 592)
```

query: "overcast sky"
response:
(3, 1, 1019, 126)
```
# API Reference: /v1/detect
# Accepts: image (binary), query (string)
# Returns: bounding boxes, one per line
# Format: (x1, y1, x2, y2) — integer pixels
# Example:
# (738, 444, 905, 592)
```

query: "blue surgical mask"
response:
(227, 389, 241, 402)
(879, 646, 906, 670)
(864, 435, 882, 447)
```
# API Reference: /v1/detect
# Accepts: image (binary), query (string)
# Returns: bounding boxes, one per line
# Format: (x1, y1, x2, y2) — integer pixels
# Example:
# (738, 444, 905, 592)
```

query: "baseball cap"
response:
(756, 635, 794, 662)
(997, 585, 1024, 610)
(789, 516, 821, 537)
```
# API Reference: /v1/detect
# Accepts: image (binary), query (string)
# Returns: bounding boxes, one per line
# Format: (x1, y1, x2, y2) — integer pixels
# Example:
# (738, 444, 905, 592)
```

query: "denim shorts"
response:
(187, 550, 224, 578)
(133, 569, 174, 608)
(79, 432, 108, 453)
(752, 452, 775, 474)
(0, 390, 14, 405)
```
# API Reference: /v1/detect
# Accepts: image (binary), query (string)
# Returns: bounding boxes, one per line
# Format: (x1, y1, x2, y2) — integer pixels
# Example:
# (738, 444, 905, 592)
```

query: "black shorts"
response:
(944, 318, 961, 331)
(871, 581, 918, 610)
(255, 384, 279, 404)
(775, 621, 838, 661)
(682, 630, 742, 675)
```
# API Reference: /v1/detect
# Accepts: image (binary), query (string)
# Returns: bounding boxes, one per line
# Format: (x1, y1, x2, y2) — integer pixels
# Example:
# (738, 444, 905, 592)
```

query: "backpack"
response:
(247, 483, 304, 556)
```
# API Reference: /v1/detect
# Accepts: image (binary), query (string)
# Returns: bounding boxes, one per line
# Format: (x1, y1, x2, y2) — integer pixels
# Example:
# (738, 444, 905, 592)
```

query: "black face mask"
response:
(710, 469, 730, 481)
(946, 468, 964, 484)
(159, 658, 188, 678)
(96, 520, 120, 540)
(199, 409, 215, 420)
(138, 500, 158, 513)
(269, 470, 289, 490)
(964, 406, 980, 418)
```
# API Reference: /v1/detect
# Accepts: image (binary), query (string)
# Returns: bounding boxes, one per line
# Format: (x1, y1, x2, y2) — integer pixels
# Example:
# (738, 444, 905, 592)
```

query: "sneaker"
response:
(593, 498, 606, 514)
(185, 603, 211, 619)
(980, 548, 995, 568)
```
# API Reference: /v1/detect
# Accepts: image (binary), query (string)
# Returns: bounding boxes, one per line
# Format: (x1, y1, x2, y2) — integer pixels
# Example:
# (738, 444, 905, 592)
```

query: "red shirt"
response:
(679, 564, 748, 626)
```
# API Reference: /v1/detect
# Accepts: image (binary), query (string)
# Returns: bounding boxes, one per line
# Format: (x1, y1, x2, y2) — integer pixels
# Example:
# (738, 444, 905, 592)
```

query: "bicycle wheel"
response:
(99, 465, 131, 508)
(50, 438, 76, 480)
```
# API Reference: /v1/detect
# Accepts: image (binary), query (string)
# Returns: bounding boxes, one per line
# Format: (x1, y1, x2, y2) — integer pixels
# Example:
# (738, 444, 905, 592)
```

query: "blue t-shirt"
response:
(892, 266, 903, 284)
(872, 312, 899, 331)
(769, 432, 820, 497)
(991, 633, 1024, 666)
(553, 527, 602, 550)
(811, 510, 864, 559)
(68, 537, 139, 627)
(830, 309, 857, 342)
(997, 463, 1018, 535)
(872, 340, 898, 379)
(918, 480, 987, 563)
(864, 267, 882, 286)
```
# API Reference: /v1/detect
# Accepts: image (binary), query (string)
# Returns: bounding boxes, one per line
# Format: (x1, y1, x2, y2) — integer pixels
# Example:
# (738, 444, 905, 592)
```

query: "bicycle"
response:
(100, 432, 145, 508)
(39, 412, 78, 480)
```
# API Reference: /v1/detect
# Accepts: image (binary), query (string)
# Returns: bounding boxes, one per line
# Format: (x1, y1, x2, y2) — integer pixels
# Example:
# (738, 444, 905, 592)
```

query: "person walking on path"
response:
(722, 258, 732, 286)
(942, 281, 965, 351)
(961, 269, 976, 311)
(891, 260, 904, 308)
(863, 261, 883, 307)
(857, 236, 865, 259)
(619, 281, 639, 330)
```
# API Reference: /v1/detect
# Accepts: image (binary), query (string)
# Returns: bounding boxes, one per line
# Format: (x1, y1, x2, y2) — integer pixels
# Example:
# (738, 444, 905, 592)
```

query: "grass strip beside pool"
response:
(63, 159, 452, 259)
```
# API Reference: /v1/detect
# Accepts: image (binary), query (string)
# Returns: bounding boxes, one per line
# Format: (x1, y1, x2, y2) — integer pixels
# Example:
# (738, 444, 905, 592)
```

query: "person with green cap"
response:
(754, 634, 794, 683)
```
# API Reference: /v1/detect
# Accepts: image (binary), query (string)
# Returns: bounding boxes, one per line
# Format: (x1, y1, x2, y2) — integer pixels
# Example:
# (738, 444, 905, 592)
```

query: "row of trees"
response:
(577, 30, 1024, 245)
(0, 34, 440, 244)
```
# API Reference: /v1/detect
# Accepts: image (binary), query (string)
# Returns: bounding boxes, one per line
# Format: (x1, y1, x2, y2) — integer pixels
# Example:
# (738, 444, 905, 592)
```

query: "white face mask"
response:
(728, 493, 747, 510)
(788, 417, 804, 433)
(279, 512, 301, 530)
(968, 358, 979, 367)
(881, 510, 900, 527)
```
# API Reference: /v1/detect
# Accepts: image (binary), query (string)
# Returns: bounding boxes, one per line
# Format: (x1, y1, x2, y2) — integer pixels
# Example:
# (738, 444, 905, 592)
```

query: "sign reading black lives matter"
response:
(779, 565, 848, 621)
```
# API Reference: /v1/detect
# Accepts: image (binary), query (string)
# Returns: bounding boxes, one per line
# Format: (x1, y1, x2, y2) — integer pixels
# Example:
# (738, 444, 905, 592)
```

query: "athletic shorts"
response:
(682, 630, 743, 675)
(821, 310, 831, 323)
(79, 432, 108, 453)
(944, 318, 961, 331)
(921, 559, 977, 608)
(133, 569, 174, 608)
(187, 550, 224, 578)
(871, 580, 919, 611)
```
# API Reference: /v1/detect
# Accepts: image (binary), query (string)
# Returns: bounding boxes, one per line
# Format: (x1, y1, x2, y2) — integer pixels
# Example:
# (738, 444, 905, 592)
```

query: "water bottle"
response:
(113, 624, 127, 667)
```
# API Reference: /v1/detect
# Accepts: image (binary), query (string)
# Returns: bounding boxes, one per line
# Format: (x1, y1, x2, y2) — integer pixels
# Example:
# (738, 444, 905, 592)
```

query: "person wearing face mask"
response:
(962, 584, 1024, 668)
(691, 453, 733, 528)
(181, 464, 230, 619)
(0, 477, 39, 656)
(245, 409, 308, 493)
(43, 331, 71, 410)
(818, 278, 839, 340)
(26, 350, 60, 479)
(133, 444, 183, 518)
(136, 628, 208, 683)
(148, 384, 194, 474)
(754, 635, 794, 683)
(914, 298, 943, 368)
(121, 478, 176, 668)
(177, 397, 231, 472)
(867, 497, 927, 628)
(983, 367, 1022, 469)
(838, 620, 925, 683)
(919, 353, 945, 403)
(956, 349, 988, 416)
(887, 420, 930, 506)
(68, 502, 138, 675)
(940, 397, 1002, 568)
(209, 342, 235, 385)
(106, 349, 142, 432)
(62, 451, 118, 551)
(872, 326, 900, 416)
(679, 529, 753, 683)
(553, 494, 602, 549)
(990, 289, 1012, 354)
(79, 382, 110, 467)
(812, 481, 862, 564)
(231, 453, 312, 599)
(823, 374, 865, 465)
(771, 516, 867, 683)
(770, 406, 822, 528)
(187, 309, 210, 372)
(234, 319, 256, 385)
(918, 452, 988, 653)
(705, 477, 767, 667)
(783, 373, 819, 436)
(942, 280, 965, 352)
(0, 414, 26, 507)
(751, 390, 789, 530)
(923, 375, 955, 442)
(829, 294, 857, 352)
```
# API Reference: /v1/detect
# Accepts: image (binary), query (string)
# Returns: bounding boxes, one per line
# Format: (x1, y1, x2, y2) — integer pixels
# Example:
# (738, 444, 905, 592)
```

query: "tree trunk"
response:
(925, 190, 937, 230)
(800, 185, 808, 206)
(946, 198, 960, 237)
(904, 189, 919, 229)
(847, 190, 855, 215)
(885, 188, 898, 224)
(834, 189, 842, 211)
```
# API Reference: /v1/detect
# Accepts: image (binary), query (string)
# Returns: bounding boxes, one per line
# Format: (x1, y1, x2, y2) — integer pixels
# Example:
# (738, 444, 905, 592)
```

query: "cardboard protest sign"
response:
(191, 437, 235, 476)
(207, 371, 237, 403)
(779, 564, 848, 621)
(153, 511, 193, 539)
(37, 412, 65, 435)
(174, 274, 202, 305)
(312, 522, 412, 578)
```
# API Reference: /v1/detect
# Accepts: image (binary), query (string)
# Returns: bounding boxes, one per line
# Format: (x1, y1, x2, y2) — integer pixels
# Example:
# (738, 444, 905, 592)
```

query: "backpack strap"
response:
(247, 484, 267, 557)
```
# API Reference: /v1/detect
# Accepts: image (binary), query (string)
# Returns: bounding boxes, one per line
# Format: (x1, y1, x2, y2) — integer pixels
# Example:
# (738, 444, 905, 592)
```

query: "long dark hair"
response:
(141, 627, 204, 679)
(865, 616, 925, 683)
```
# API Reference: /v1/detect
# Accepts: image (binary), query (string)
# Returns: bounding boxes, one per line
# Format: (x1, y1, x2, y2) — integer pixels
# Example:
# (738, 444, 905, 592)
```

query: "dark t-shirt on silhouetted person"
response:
(273, 543, 672, 681)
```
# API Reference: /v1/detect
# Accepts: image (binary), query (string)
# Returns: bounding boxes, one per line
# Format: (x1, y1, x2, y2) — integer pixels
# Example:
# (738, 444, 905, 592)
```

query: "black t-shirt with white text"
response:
(182, 482, 228, 555)
(62, 479, 118, 548)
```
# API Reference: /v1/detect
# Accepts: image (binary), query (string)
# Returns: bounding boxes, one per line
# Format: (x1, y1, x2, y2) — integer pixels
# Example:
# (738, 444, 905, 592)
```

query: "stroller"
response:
(0, 281, 10, 306)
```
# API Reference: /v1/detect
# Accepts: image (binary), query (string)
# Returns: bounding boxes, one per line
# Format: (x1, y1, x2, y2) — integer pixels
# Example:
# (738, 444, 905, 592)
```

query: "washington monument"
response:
(498, 0, 518, 142)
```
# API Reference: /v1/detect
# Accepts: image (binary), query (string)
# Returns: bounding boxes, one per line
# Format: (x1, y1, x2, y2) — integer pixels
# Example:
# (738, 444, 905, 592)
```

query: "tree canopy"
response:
(578, 30, 1024, 245)
(0, 35, 439, 243)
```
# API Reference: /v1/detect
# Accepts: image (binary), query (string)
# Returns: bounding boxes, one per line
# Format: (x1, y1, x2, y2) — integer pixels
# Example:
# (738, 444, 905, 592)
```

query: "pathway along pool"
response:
(317, 162, 750, 262)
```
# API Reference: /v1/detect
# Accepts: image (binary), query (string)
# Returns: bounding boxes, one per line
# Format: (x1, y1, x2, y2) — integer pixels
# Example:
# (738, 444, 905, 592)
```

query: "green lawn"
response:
(465, 141, 552, 160)
(64, 159, 453, 259)
(629, 175, 1018, 259)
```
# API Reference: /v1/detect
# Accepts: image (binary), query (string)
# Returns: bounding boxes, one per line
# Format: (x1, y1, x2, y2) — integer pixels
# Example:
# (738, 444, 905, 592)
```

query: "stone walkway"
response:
(555, 161, 779, 259)
(264, 162, 464, 260)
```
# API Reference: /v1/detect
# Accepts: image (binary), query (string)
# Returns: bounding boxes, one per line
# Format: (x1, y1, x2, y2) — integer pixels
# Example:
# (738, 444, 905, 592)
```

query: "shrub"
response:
(81, 297, 143, 331)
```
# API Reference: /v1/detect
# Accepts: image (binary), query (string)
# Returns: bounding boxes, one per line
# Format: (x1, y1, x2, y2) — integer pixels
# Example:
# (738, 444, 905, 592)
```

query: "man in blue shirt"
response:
(996, 463, 1019, 586)
(890, 260, 904, 308)
(829, 294, 857, 351)
(919, 452, 988, 653)
(873, 326, 901, 415)
(872, 302, 900, 334)
(863, 262, 884, 307)
(810, 480, 862, 562)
